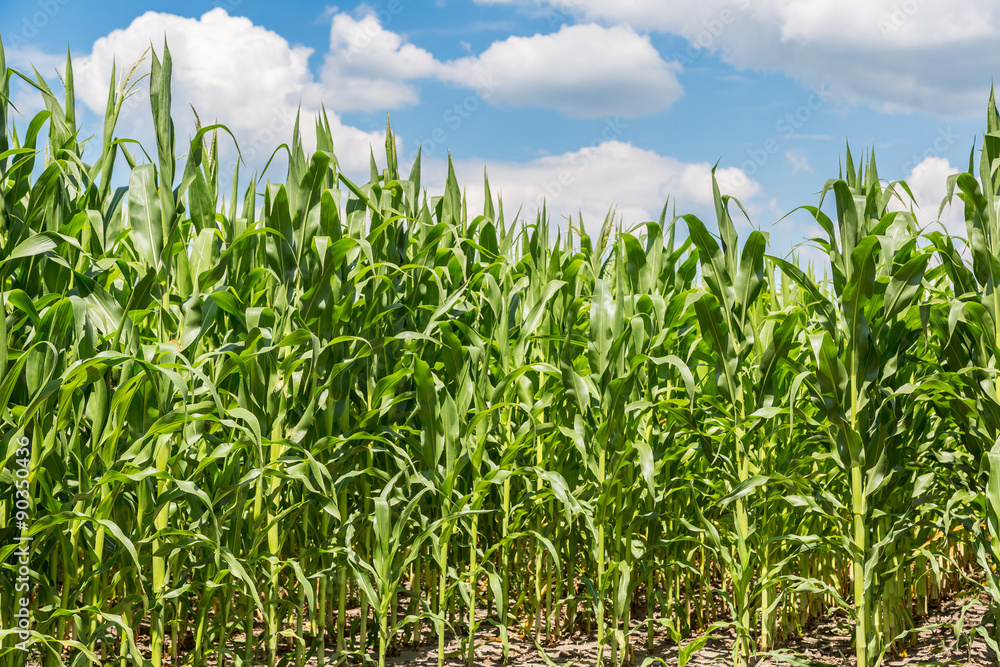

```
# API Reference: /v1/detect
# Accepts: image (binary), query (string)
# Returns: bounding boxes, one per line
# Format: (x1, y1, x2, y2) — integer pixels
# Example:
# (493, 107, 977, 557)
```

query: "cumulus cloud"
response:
(438, 24, 684, 118)
(21, 9, 384, 174)
(8, 6, 689, 181)
(323, 12, 685, 118)
(476, 0, 1000, 117)
(72, 10, 313, 131)
(320, 11, 440, 110)
(415, 140, 760, 237)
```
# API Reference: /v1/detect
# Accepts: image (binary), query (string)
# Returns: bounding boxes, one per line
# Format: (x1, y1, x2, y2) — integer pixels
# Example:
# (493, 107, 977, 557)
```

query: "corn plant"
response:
(0, 37, 996, 667)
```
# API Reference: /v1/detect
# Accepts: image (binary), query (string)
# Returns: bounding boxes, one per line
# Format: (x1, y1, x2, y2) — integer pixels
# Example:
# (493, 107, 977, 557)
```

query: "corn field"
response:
(3, 40, 1000, 667)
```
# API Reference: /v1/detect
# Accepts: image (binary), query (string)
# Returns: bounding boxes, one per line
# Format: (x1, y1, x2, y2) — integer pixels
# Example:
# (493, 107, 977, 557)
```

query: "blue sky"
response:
(1, 0, 992, 259)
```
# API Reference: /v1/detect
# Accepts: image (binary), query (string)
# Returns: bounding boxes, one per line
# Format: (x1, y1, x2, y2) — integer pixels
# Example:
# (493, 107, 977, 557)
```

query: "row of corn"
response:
(1, 41, 999, 667)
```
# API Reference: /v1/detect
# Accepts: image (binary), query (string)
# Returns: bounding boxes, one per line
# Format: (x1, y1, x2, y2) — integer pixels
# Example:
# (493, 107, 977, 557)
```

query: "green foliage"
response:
(0, 42, 994, 667)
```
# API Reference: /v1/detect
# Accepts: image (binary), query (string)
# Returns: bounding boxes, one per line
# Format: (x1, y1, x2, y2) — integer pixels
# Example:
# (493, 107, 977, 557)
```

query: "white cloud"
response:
(416, 140, 760, 237)
(438, 24, 684, 118)
(477, 0, 1000, 117)
(18, 9, 385, 174)
(9, 7, 690, 183)
(319, 11, 440, 110)
(323, 16, 686, 118)
(75, 10, 314, 133)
